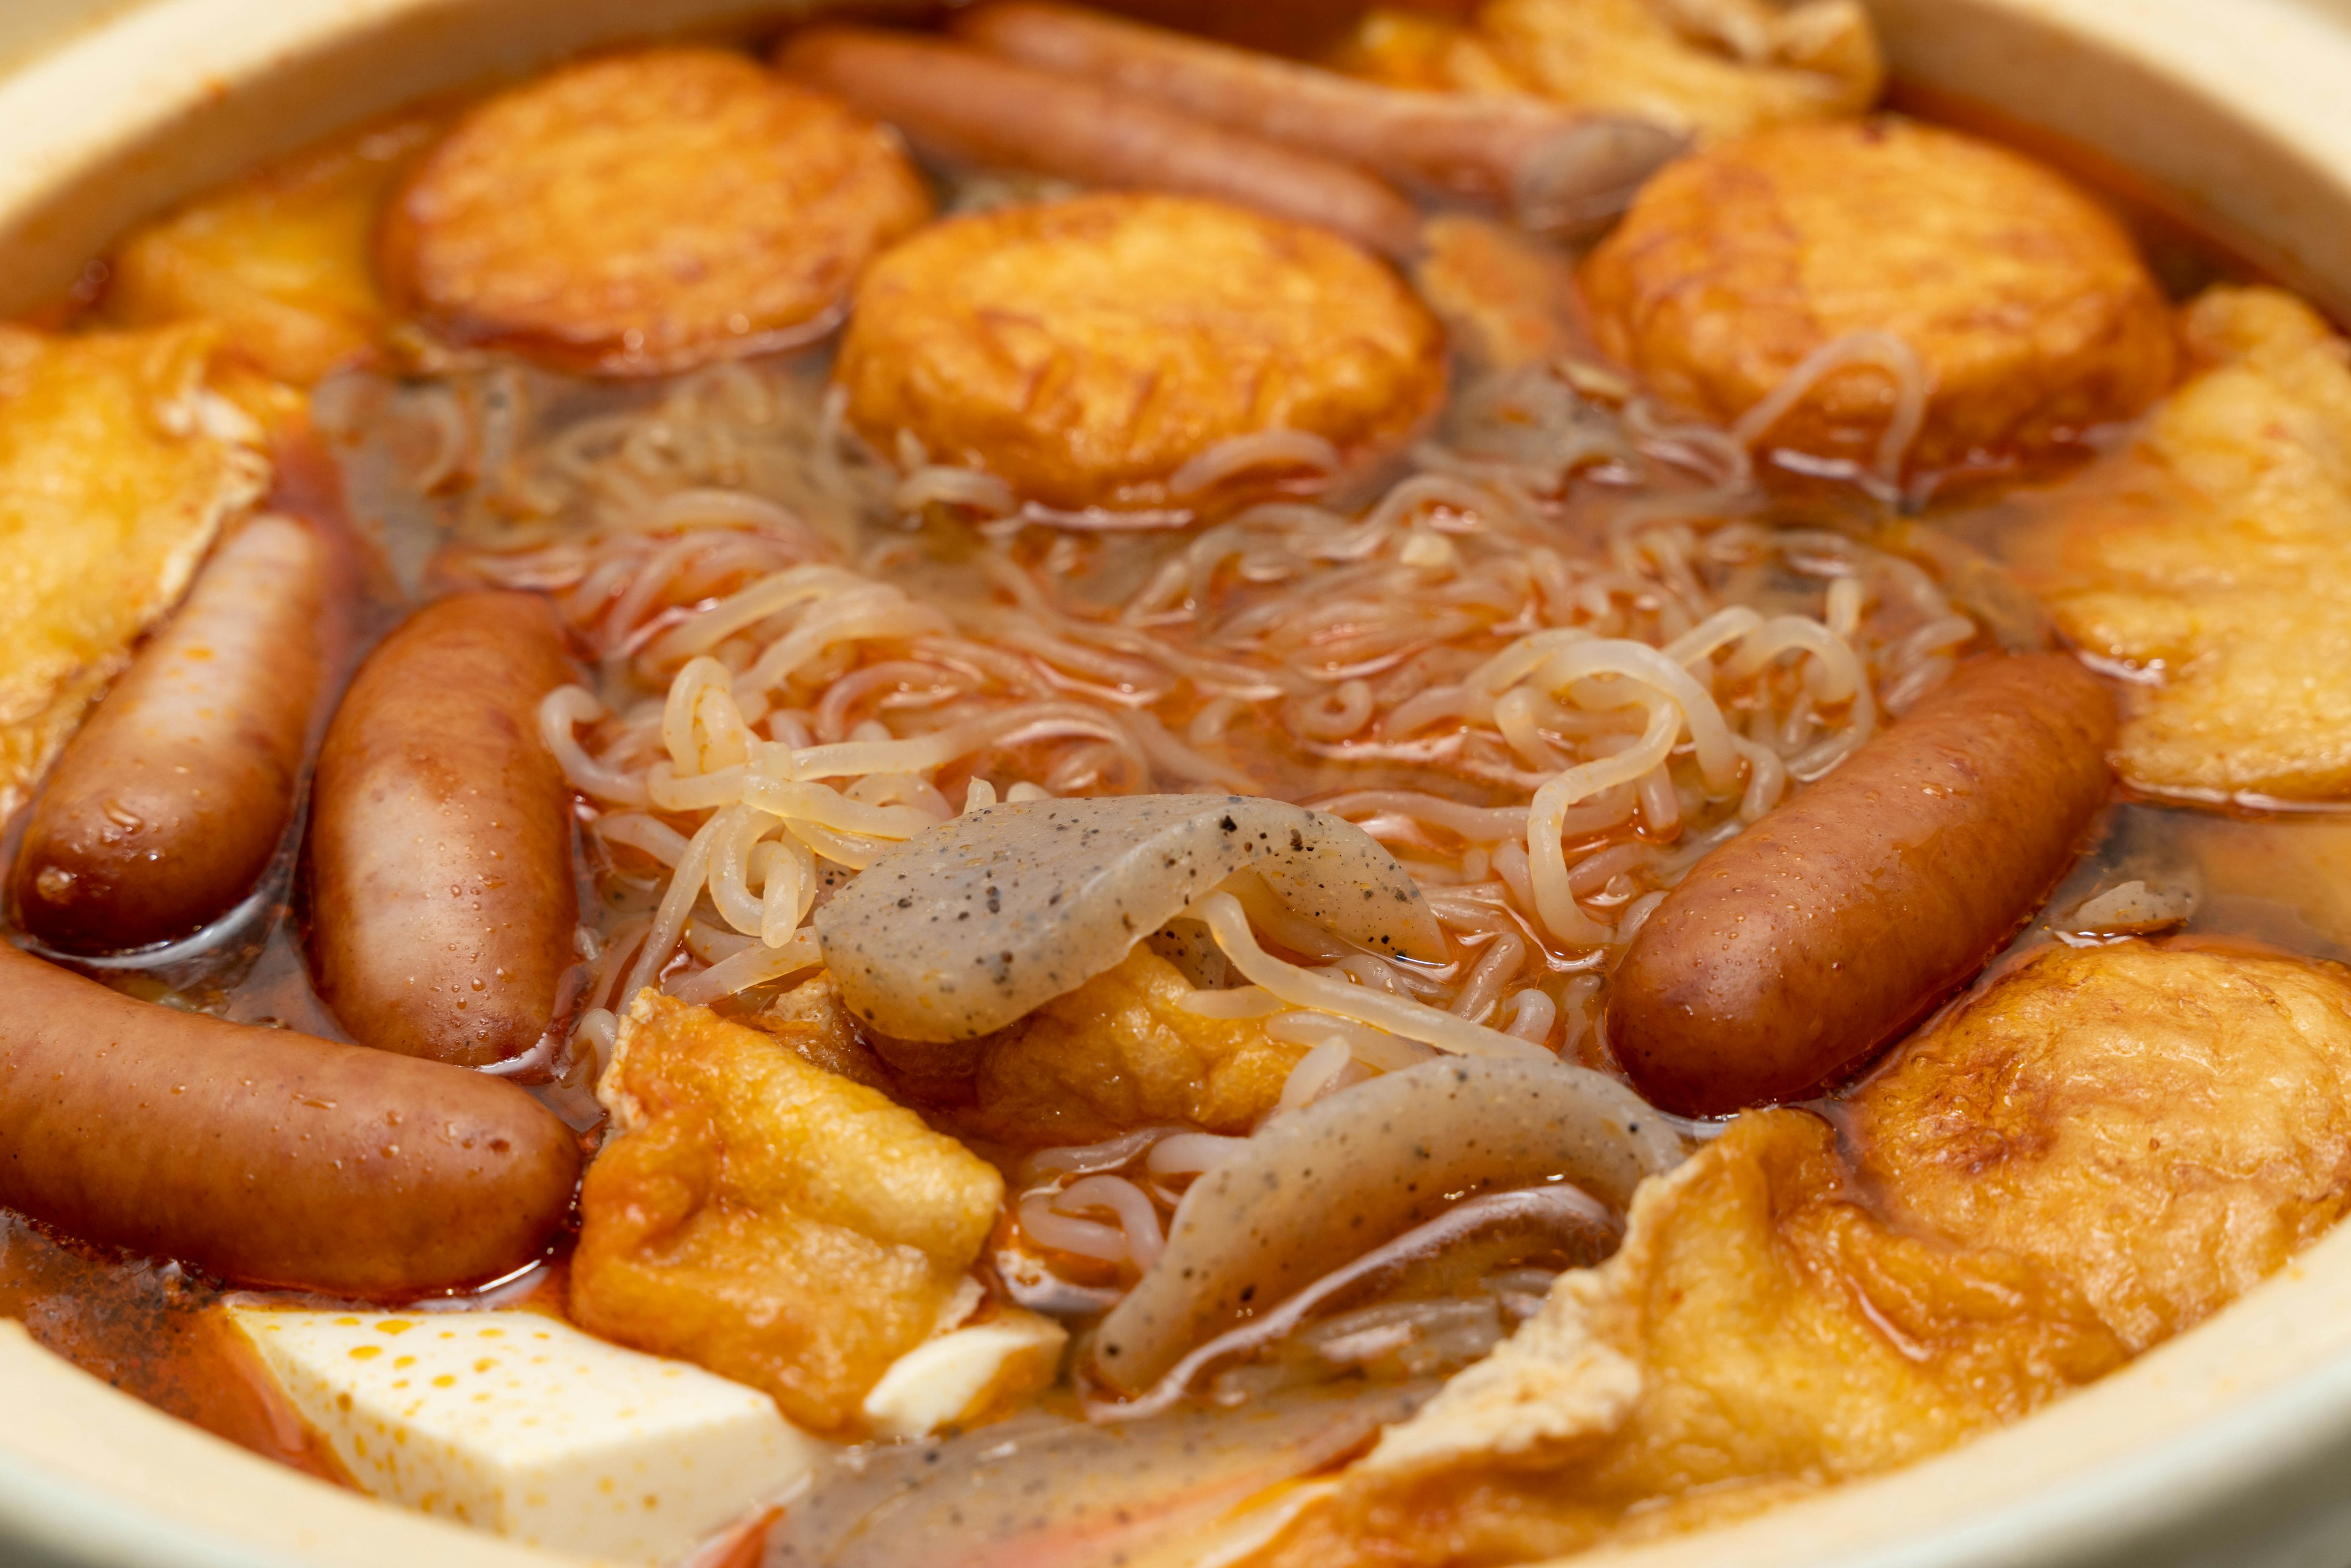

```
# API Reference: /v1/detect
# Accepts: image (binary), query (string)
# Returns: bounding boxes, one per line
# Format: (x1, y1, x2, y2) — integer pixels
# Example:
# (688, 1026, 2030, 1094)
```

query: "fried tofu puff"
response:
(1581, 119, 2176, 478)
(571, 992, 1007, 1436)
(1337, 0, 1883, 140)
(0, 324, 266, 821)
(1244, 941, 2351, 1568)
(2028, 288, 2351, 803)
(861, 948, 1309, 1148)
(381, 48, 929, 375)
(103, 111, 441, 386)
(833, 193, 1447, 513)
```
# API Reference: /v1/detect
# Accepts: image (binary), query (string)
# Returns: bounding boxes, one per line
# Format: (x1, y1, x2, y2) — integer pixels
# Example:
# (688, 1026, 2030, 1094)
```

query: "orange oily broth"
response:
(0, 30, 2345, 1558)
(0, 1212, 349, 1483)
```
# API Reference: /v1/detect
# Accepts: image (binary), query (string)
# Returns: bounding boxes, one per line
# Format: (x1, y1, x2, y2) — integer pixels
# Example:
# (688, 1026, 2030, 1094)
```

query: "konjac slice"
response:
(768, 1385, 1430, 1568)
(1092, 1057, 1683, 1393)
(817, 793, 1445, 1041)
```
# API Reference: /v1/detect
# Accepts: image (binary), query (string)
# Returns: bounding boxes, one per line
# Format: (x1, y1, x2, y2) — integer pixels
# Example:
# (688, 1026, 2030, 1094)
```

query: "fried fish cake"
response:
(380, 47, 930, 375)
(1244, 939, 2351, 1567)
(1582, 118, 2176, 478)
(104, 111, 440, 386)
(833, 192, 1447, 512)
(2030, 287, 2351, 803)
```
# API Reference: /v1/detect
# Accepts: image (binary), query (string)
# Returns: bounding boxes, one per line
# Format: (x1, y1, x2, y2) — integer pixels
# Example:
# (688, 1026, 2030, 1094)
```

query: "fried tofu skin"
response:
(381, 48, 929, 375)
(1852, 941, 2351, 1352)
(1246, 940, 2351, 1567)
(1337, 0, 1883, 140)
(865, 948, 1308, 1148)
(833, 193, 1447, 513)
(2031, 288, 2351, 802)
(0, 324, 266, 821)
(1581, 119, 2175, 478)
(571, 992, 1004, 1435)
(104, 112, 440, 386)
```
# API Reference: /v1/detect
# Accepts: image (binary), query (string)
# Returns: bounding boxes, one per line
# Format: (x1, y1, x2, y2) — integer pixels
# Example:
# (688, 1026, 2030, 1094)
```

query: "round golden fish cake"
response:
(380, 47, 931, 375)
(1581, 118, 2177, 477)
(833, 192, 1447, 512)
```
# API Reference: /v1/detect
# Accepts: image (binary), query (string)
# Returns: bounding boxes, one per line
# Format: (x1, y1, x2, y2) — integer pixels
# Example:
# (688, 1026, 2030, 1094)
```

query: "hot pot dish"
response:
(6, 2, 2351, 1564)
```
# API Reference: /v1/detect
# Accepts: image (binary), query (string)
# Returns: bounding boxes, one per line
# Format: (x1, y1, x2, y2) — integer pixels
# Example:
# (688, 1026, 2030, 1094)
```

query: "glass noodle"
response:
(426, 337, 1971, 1060)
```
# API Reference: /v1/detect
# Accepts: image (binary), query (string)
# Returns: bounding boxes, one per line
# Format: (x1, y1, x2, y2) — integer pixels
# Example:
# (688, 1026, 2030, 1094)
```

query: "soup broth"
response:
(4, 8, 2351, 1567)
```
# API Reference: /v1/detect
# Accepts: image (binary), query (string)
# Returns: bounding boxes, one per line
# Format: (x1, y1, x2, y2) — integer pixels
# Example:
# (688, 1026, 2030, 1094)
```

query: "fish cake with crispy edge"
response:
(833, 192, 1447, 513)
(1581, 118, 2175, 478)
(380, 47, 930, 375)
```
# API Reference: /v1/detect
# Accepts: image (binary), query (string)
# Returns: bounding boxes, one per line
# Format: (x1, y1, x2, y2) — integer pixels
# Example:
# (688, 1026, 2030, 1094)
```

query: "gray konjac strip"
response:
(1090, 1057, 1687, 1394)
(816, 793, 1445, 1041)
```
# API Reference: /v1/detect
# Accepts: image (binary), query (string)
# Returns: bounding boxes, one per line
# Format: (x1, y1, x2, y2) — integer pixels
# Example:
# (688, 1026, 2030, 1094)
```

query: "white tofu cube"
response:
(861, 1311, 1067, 1439)
(226, 1307, 821, 1565)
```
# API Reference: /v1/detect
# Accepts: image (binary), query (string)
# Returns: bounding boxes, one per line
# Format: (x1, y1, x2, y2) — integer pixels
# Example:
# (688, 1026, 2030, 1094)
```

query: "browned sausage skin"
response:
(1610, 653, 2117, 1117)
(0, 942, 579, 1296)
(778, 26, 1427, 261)
(953, 1, 1684, 230)
(307, 591, 579, 1067)
(10, 512, 353, 953)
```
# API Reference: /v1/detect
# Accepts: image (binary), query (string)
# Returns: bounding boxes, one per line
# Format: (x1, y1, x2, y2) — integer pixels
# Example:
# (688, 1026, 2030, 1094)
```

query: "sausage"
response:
(10, 513, 352, 953)
(776, 26, 1425, 261)
(951, 1, 1684, 230)
(307, 591, 578, 1067)
(0, 942, 579, 1296)
(1610, 653, 2117, 1117)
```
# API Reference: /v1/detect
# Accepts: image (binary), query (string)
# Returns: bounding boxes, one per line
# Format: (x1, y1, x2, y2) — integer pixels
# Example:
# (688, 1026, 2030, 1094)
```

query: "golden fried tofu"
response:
(868, 948, 1308, 1148)
(381, 48, 930, 375)
(1581, 118, 2175, 476)
(2031, 288, 2351, 801)
(0, 323, 266, 822)
(1337, 0, 1883, 140)
(833, 192, 1447, 512)
(1248, 939, 2351, 1567)
(571, 991, 1004, 1435)
(754, 970, 896, 1092)
(103, 111, 440, 386)
(1412, 214, 1586, 373)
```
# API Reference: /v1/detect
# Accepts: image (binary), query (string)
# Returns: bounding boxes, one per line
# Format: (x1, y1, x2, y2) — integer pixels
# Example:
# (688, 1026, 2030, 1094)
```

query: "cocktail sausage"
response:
(10, 513, 351, 953)
(307, 591, 579, 1067)
(1611, 653, 2116, 1116)
(778, 26, 1425, 260)
(0, 943, 579, 1296)
(953, 2, 1681, 229)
